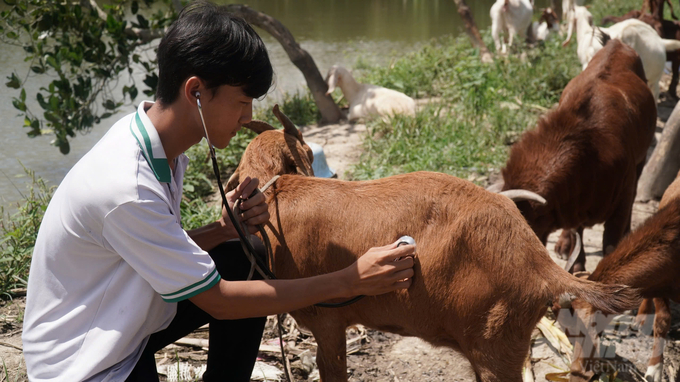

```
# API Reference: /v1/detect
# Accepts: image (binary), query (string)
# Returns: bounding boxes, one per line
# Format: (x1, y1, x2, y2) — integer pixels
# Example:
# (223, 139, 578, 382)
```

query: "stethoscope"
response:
(195, 92, 277, 280)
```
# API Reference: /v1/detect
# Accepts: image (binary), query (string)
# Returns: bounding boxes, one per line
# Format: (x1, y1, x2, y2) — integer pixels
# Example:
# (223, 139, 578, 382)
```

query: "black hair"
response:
(155, 0, 274, 105)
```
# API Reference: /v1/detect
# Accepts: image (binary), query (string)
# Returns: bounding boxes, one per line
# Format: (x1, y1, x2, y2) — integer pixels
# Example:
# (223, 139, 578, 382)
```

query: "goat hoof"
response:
(644, 363, 663, 382)
(633, 314, 646, 329)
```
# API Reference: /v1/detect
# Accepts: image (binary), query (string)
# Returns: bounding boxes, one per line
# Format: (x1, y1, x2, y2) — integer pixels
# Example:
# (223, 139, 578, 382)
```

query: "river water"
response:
(0, 0, 550, 211)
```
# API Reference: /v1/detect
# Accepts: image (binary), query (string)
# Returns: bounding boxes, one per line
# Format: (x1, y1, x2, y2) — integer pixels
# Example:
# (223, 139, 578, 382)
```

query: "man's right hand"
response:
(341, 240, 416, 297)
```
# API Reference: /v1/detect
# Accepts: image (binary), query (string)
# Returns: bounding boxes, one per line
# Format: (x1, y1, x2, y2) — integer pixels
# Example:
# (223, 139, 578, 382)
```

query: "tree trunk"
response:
(552, 0, 563, 21)
(226, 4, 343, 124)
(452, 0, 494, 63)
(637, 101, 680, 201)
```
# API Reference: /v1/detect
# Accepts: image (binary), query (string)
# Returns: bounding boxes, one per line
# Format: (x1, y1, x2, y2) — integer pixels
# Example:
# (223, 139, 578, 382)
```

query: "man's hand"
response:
(341, 240, 416, 297)
(220, 176, 270, 240)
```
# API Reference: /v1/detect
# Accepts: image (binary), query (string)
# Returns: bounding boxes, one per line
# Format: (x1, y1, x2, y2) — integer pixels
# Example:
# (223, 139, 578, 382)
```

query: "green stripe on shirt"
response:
(161, 268, 221, 302)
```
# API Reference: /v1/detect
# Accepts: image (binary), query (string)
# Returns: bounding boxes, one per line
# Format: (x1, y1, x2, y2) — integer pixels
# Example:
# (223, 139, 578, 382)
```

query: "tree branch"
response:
(452, 0, 493, 63)
(226, 4, 342, 123)
(124, 27, 167, 42)
(82, 0, 107, 20)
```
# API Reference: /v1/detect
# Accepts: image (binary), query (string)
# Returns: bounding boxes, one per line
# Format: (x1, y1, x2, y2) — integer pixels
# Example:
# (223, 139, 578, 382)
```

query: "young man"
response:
(21, 1, 416, 381)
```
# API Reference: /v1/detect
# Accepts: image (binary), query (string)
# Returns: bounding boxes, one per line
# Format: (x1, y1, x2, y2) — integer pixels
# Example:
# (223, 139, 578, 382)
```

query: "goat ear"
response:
(225, 168, 240, 192)
(486, 181, 505, 193)
(243, 120, 276, 135)
(326, 68, 338, 95)
(273, 104, 304, 142)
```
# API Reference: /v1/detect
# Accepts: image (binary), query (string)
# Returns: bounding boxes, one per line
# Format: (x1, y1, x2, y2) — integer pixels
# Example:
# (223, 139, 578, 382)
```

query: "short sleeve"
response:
(102, 198, 220, 302)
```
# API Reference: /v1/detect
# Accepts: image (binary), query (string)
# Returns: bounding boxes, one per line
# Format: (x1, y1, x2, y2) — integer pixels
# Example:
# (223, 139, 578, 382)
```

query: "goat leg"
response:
(556, 227, 586, 272)
(603, 195, 635, 257)
(555, 229, 577, 260)
(308, 322, 348, 382)
(645, 298, 671, 382)
(633, 298, 656, 332)
(668, 52, 680, 99)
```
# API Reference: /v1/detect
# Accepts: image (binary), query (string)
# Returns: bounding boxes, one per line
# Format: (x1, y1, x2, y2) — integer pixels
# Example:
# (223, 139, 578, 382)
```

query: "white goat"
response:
(490, 0, 533, 54)
(564, 5, 680, 101)
(324, 65, 416, 122)
(561, 0, 585, 21)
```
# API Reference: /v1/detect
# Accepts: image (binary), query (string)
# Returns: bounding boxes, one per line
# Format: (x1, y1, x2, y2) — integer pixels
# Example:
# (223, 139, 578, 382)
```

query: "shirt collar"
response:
(129, 101, 172, 183)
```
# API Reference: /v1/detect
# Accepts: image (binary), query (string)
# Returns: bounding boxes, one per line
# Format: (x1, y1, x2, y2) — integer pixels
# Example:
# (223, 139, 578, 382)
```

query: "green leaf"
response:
(136, 14, 149, 29)
(20, 88, 25, 102)
(49, 95, 59, 111)
(36, 93, 49, 109)
(46, 56, 60, 70)
(12, 98, 26, 112)
(103, 99, 116, 110)
(31, 65, 45, 74)
(106, 14, 119, 32)
(44, 111, 60, 124)
(5, 72, 21, 89)
(58, 139, 70, 155)
(3, 0, 17, 6)
(143, 73, 157, 89)
(131, 1, 139, 14)
(37, 14, 52, 31)
(129, 85, 138, 99)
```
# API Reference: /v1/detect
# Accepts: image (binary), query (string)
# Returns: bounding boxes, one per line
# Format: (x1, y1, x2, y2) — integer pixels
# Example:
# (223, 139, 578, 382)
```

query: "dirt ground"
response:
(1, 80, 679, 382)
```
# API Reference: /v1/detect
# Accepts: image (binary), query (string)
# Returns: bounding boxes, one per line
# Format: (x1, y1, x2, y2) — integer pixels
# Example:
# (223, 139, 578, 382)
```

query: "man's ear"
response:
(184, 76, 206, 105)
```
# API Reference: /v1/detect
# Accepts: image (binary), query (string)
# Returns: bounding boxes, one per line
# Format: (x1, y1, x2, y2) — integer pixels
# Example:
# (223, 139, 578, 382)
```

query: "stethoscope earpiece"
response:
(196, 92, 210, 148)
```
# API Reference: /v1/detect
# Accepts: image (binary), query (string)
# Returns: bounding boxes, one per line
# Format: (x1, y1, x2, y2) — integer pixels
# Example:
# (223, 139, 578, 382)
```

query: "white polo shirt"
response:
(22, 101, 220, 381)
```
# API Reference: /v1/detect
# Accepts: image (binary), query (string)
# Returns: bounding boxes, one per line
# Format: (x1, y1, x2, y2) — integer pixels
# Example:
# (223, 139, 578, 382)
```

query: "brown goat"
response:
(558, 170, 680, 382)
(226, 106, 641, 382)
(500, 40, 656, 272)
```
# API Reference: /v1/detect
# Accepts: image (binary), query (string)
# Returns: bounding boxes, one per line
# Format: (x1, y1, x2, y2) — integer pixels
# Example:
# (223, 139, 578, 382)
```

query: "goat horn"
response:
(273, 104, 303, 140)
(564, 229, 582, 272)
(243, 120, 276, 135)
(498, 189, 547, 205)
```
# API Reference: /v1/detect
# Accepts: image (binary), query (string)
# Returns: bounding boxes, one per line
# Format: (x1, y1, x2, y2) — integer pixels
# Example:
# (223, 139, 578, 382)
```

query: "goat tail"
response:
(662, 38, 680, 53)
(595, 28, 611, 48)
(553, 269, 642, 314)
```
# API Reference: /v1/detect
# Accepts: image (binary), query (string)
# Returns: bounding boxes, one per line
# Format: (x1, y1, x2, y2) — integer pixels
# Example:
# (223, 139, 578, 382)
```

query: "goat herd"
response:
(223, 1, 680, 382)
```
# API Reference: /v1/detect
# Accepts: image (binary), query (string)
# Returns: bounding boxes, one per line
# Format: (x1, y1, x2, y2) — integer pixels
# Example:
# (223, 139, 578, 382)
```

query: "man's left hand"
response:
(220, 176, 270, 239)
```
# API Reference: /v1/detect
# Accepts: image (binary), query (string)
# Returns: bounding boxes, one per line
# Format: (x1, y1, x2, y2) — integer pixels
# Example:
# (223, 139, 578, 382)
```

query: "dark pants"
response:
(125, 241, 266, 382)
